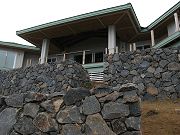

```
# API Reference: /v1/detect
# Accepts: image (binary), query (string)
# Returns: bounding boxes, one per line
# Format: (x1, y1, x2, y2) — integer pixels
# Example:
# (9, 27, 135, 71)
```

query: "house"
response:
(15, 2, 179, 81)
(0, 41, 40, 70)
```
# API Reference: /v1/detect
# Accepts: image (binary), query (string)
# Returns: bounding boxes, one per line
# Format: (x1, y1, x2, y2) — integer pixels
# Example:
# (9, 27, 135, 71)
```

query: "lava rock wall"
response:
(0, 60, 90, 96)
(0, 84, 141, 135)
(104, 48, 180, 100)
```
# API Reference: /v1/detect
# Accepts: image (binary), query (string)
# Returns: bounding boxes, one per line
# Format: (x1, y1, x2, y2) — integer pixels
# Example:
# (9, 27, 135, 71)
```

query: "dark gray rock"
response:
(56, 106, 83, 124)
(139, 61, 150, 68)
(121, 131, 141, 135)
(25, 92, 47, 102)
(120, 70, 130, 77)
(111, 119, 127, 134)
(123, 90, 139, 103)
(99, 91, 122, 102)
(63, 88, 90, 105)
(33, 112, 58, 132)
(113, 53, 120, 61)
(125, 117, 140, 131)
(14, 116, 37, 135)
(129, 102, 141, 116)
(168, 62, 180, 71)
(119, 83, 138, 92)
(92, 86, 113, 98)
(0, 108, 17, 135)
(85, 113, 116, 135)
(23, 103, 39, 118)
(159, 60, 169, 67)
(10, 131, 20, 135)
(40, 97, 63, 113)
(61, 124, 83, 135)
(102, 102, 129, 119)
(5, 94, 24, 107)
(82, 96, 100, 115)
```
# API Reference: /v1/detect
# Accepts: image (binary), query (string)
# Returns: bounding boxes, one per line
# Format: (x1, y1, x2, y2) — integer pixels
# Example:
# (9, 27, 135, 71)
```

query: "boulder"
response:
(92, 86, 113, 98)
(56, 106, 83, 124)
(0, 108, 17, 135)
(85, 113, 116, 135)
(125, 117, 140, 131)
(5, 94, 24, 107)
(119, 83, 138, 92)
(82, 96, 100, 115)
(40, 97, 63, 113)
(168, 62, 180, 71)
(23, 103, 39, 118)
(99, 91, 122, 102)
(14, 116, 37, 134)
(129, 102, 141, 116)
(63, 88, 90, 105)
(33, 112, 58, 132)
(25, 92, 47, 102)
(102, 102, 129, 119)
(111, 119, 127, 134)
(123, 90, 139, 103)
(61, 124, 83, 135)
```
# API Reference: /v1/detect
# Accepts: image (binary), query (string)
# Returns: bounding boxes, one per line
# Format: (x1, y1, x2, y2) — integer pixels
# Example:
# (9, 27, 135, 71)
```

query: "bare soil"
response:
(141, 100, 180, 135)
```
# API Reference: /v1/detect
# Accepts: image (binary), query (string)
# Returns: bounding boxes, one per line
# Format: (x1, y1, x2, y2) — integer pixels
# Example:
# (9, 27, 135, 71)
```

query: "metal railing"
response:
(89, 72, 104, 82)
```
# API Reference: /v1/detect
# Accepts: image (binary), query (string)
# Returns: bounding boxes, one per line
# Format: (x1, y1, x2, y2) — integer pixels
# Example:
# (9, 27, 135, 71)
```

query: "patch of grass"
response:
(141, 99, 180, 135)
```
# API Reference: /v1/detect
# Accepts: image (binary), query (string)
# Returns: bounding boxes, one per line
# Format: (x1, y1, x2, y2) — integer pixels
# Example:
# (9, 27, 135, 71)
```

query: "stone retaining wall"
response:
(0, 60, 90, 96)
(104, 48, 180, 100)
(0, 84, 141, 135)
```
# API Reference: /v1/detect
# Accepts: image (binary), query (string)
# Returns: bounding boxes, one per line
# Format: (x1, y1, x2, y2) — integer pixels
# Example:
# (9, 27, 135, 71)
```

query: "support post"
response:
(174, 12, 180, 32)
(105, 48, 108, 54)
(129, 44, 133, 51)
(108, 25, 116, 54)
(133, 43, 136, 51)
(115, 46, 118, 53)
(40, 39, 50, 64)
(151, 30, 155, 46)
(82, 51, 86, 65)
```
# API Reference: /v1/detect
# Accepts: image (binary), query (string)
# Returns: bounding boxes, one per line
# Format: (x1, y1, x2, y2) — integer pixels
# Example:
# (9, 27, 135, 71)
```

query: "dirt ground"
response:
(141, 100, 180, 135)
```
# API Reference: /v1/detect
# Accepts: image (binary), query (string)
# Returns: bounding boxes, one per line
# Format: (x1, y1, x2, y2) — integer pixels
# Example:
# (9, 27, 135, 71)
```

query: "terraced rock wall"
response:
(0, 84, 141, 135)
(104, 48, 180, 100)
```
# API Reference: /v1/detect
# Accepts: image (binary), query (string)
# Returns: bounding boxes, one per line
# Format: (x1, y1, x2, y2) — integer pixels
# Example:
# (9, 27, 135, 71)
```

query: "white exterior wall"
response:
(0, 47, 24, 69)
(14, 51, 24, 68)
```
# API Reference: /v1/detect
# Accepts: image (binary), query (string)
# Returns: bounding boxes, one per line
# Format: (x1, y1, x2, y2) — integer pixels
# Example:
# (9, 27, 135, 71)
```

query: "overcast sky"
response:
(0, 0, 179, 46)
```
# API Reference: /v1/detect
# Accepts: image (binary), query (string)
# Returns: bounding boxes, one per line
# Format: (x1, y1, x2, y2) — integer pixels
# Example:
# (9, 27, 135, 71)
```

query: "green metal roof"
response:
(0, 41, 40, 51)
(153, 31, 180, 48)
(16, 3, 142, 35)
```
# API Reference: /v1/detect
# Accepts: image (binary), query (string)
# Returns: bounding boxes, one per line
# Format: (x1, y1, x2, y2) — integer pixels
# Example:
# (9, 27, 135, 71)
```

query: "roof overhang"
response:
(16, 3, 142, 49)
(0, 41, 40, 52)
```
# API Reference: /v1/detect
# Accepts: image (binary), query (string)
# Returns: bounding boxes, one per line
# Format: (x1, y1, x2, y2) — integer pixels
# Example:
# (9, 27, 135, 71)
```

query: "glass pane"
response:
(85, 53, 92, 64)
(95, 52, 103, 63)
(0, 50, 6, 68)
(6, 51, 15, 69)
(74, 55, 83, 64)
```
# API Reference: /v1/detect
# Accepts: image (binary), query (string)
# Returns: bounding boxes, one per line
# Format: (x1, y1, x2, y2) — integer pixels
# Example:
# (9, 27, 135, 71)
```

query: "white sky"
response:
(0, 0, 179, 46)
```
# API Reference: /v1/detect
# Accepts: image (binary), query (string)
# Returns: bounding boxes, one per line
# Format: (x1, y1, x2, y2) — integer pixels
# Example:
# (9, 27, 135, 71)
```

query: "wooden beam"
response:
(96, 16, 106, 28)
(127, 12, 138, 33)
(113, 13, 126, 25)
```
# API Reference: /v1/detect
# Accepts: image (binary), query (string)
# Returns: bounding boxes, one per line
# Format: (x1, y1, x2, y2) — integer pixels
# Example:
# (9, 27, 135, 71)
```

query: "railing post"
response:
(129, 44, 133, 51)
(63, 53, 66, 61)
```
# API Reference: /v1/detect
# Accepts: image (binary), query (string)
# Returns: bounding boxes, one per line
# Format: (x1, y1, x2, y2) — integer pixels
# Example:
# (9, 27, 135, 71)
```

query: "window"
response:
(85, 53, 92, 64)
(95, 52, 103, 63)
(0, 50, 16, 69)
(136, 45, 150, 50)
(47, 57, 57, 64)
(74, 55, 83, 64)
